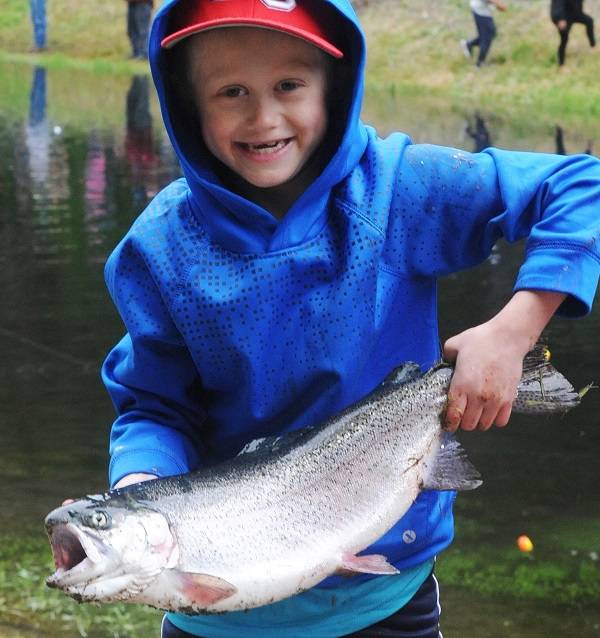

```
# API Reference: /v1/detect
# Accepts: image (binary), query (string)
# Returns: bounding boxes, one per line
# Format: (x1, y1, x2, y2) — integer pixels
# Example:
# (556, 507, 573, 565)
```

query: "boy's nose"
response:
(247, 96, 280, 130)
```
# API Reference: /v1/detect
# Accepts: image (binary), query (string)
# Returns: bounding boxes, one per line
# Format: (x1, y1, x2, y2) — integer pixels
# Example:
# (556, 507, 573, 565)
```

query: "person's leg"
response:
(29, 0, 47, 50)
(476, 14, 496, 65)
(133, 4, 144, 57)
(127, 3, 137, 57)
(577, 12, 596, 47)
(557, 22, 571, 65)
(136, 3, 152, 58)
(343, 571, 442, 638)
(466, 11, 481, 52)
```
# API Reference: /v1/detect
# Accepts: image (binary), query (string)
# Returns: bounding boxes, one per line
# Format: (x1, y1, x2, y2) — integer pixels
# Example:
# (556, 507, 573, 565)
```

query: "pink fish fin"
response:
(169, 570, 237, 605)
(336, 552, 400, 576)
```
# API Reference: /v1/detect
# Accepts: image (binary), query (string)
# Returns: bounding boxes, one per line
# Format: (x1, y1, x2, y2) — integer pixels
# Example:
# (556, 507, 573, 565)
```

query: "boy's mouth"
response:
(238, 138, 292, 155)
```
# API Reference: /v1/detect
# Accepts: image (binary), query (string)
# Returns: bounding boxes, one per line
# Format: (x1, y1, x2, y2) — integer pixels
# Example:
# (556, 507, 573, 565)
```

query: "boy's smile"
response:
(187, 27, 330, 192)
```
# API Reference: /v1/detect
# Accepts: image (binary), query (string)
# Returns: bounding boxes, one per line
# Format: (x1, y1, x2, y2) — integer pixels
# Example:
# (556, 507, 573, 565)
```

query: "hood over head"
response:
(149, 0, 368, 253)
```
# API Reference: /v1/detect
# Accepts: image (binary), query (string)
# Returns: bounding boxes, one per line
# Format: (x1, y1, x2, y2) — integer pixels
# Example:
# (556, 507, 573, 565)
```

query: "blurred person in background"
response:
(551, 0, 596, 66)
(29, 0, 47, 52)
(126, 0, 154, 59)
(460, 0, 507, 67)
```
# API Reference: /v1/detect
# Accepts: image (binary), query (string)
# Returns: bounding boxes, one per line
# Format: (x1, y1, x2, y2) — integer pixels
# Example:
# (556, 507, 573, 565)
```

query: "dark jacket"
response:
(551, 0, 586, 23)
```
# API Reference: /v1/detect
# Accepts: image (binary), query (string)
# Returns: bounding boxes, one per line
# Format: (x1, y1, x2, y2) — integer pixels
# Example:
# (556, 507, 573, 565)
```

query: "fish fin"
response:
(383, 363, 423, 387)
(169, 570, 237, 605)
(515, 343, 583, 414)
(337, 552, 400, 576)
(422, 436, 482, 491)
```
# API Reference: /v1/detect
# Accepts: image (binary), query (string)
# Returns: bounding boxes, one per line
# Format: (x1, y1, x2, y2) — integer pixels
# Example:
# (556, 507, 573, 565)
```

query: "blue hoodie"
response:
(102, 0, 600, 634)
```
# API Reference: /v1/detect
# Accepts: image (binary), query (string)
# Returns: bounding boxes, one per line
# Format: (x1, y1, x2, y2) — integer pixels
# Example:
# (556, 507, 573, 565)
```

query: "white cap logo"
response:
(260, 0, 296, 10)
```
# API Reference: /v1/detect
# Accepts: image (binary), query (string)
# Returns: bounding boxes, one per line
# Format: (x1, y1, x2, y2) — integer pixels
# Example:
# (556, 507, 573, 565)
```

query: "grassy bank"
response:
(362, 0, 600, 123)
(1, 0, 600, 126)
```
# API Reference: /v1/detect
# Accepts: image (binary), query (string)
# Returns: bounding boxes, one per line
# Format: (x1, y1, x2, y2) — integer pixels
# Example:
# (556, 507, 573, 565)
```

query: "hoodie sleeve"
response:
(390, 143, 600, 317)
(102, 188, 206, 487)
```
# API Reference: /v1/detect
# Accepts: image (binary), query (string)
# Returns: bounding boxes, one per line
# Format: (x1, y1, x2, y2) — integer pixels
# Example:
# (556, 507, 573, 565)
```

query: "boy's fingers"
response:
(61, 499, 75, 506)
(444, 391, 467, 432)
(493, 403, 512, 427)
(478, 401, 501, 430)
(460, 401, 483, 431)
(444, 405, 463, 431)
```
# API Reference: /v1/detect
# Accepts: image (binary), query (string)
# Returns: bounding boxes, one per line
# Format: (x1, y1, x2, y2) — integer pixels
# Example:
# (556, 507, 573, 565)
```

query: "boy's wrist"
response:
(488, 290, 567, 355)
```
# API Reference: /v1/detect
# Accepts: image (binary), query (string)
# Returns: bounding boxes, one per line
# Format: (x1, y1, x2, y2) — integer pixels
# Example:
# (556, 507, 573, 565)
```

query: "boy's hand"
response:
(443, 323, 526, 431)
(442, 290, 567, 432)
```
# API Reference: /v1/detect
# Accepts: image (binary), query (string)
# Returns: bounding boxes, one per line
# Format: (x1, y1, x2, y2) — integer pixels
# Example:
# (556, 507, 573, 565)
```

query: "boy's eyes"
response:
(216, 80, 305, 98)
(278, 80, 303, 92)
(220, 86, 247, 98)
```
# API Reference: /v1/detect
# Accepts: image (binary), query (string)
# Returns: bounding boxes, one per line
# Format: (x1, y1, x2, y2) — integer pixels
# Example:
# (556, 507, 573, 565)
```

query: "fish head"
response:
(45, 494, 179, 603)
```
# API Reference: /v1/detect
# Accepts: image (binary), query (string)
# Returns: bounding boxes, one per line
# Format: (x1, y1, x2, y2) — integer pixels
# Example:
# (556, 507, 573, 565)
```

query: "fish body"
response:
(45, 349, 582, 613)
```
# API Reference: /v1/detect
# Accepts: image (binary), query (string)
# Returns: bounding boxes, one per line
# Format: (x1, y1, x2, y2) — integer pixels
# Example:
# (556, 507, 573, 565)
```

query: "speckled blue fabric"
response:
(102, 0, 600, 632)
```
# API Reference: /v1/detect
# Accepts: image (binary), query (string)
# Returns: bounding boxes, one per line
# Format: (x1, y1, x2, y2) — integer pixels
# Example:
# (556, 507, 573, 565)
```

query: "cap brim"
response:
(161, 19, 344, 58)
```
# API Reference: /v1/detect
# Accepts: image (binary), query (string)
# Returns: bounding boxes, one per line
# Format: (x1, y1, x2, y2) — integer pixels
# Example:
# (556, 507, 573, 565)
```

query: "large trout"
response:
(45, 345, 585, 613)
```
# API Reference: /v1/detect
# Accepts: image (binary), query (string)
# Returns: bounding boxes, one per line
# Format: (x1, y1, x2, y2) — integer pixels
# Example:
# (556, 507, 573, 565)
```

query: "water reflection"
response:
(0, 66, 183, 534)
(25, 66, 49, 185)
(464, 111, 491, 152)
(126, 75, 161, 205)
(0, 62, 598, 638)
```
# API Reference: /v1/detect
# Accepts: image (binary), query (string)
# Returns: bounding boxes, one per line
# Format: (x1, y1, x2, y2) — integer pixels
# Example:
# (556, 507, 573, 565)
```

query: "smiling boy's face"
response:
(186, 27, 330, 191)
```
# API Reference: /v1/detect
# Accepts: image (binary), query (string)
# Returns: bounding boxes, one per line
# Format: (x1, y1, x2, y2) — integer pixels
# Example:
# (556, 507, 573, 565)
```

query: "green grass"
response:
(362, 0, 600, 126)
(0, 534, 160, 638)
(437, 516, 600, 605)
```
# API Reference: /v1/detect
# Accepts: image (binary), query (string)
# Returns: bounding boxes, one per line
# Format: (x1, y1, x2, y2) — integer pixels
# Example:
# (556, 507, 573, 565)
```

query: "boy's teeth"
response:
(245, 140, 287, 153)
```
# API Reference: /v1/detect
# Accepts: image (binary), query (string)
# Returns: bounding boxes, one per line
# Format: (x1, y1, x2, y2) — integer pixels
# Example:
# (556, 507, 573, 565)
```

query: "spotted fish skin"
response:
(44, 348, 582, 614)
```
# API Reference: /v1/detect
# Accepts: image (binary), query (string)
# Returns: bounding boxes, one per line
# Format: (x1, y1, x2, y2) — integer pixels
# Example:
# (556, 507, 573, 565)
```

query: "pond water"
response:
(0, 62, 598, 637)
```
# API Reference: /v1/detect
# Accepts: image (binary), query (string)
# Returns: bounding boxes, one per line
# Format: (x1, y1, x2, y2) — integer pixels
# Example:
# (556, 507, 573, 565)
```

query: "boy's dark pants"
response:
(467, 12, 497, 66)
(127, 2, 152, 58)
(554, 12, 596, 65)
(161, 571, 441, 638)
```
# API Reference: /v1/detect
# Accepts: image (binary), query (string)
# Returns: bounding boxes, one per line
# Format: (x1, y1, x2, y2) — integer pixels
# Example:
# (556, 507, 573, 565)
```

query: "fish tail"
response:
(514, 343, 589, 414)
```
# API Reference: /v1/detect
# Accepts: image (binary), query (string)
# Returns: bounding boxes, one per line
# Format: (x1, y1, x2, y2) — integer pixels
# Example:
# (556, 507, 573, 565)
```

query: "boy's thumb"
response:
(442, 336, 459, 363)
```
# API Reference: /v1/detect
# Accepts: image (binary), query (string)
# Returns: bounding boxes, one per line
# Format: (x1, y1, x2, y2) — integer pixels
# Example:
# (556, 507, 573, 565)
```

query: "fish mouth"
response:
(46, 523, 106, 588)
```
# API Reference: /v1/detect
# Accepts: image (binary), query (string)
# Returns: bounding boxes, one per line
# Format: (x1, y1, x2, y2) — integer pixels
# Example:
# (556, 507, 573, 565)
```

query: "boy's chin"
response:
(238, 168, 308, 193)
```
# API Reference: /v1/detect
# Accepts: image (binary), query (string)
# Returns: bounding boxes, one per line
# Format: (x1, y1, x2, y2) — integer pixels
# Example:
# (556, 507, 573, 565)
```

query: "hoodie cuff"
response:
(109, 448, 190, 488)
(515, 246, 600, 318)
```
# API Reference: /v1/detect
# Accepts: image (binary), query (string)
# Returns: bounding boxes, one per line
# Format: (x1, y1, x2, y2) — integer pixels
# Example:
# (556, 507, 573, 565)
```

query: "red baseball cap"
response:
(161, 0, 344, 58)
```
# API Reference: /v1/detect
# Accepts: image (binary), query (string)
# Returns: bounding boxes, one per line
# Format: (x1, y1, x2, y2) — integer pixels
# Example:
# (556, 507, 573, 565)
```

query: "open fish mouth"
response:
(46, 524, 104, 587)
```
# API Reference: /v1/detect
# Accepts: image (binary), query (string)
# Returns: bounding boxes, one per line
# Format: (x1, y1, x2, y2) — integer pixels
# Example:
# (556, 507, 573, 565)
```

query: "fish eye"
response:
(83, 509, 112, 530)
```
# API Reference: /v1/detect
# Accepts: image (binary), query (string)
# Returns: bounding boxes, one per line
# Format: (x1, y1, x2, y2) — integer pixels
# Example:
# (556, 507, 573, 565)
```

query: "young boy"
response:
(99, 0, 600, 636)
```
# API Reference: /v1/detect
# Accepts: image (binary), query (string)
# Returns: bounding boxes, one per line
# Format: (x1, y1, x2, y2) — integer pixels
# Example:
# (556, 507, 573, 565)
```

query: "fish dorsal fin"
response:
(422, 435, 482, 491)
(383, 362, 422, 387)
